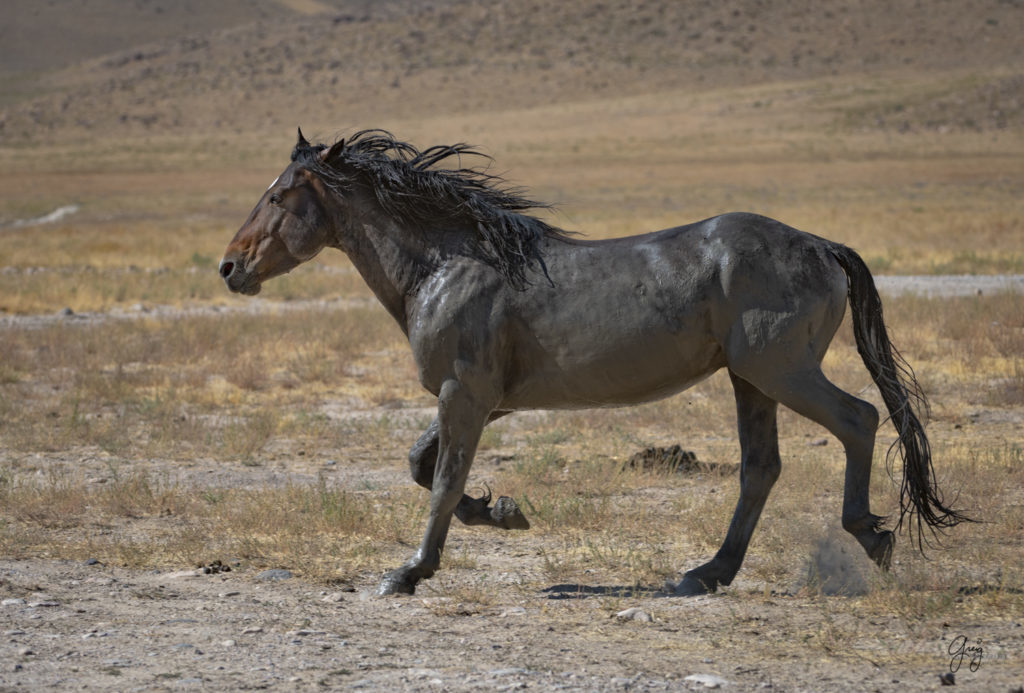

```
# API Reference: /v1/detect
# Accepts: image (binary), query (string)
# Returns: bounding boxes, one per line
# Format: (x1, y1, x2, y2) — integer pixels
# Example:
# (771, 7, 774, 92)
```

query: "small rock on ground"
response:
(615, 607, 653, 623)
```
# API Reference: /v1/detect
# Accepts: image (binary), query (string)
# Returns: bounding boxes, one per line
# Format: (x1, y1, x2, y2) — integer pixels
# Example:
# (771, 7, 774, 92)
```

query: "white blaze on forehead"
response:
(266, 175, 280, 191)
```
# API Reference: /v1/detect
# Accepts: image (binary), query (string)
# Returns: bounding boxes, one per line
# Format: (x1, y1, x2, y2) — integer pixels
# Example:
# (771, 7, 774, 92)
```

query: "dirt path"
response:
(2, 274, 1021, 331)
(3, 556, 1021, 691)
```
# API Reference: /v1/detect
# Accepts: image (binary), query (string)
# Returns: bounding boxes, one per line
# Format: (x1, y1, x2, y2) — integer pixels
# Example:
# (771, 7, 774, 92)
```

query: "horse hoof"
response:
(868, 530, 895, 571)
(377, 570, 418, 596)
(492, 496, 530, 530)
(668, 573, 717, 597)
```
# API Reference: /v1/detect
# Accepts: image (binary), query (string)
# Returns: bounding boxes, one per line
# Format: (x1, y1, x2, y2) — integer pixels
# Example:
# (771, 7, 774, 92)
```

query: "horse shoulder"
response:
(406, 261, 512, 396)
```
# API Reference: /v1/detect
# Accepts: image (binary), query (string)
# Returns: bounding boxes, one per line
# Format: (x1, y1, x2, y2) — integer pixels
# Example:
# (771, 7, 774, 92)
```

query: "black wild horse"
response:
(220, 129, 966, 596)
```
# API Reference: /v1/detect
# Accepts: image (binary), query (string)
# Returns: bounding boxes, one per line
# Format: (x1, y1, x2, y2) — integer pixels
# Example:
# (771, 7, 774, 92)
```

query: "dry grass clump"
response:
(0, 304, 407, 462)
(0, 470, 423, 583)
(883, 292, 1024, 411)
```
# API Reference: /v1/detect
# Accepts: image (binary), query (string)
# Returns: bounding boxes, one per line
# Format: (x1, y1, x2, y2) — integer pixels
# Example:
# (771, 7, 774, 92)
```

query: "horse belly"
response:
(500, 331, 724, 410)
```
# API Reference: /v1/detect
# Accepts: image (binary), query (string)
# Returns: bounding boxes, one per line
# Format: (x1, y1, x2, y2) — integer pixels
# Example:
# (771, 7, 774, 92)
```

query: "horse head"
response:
(219, 129, 344, 295)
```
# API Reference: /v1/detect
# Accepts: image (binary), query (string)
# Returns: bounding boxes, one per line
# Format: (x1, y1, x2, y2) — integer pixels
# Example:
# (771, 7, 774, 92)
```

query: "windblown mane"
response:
(292, 129, 571, 288)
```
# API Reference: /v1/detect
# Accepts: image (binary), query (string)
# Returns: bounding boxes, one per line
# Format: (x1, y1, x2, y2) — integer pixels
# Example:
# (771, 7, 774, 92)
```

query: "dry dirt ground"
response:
(2, 278, 1023, 693)
(2, 552, 1019, 693)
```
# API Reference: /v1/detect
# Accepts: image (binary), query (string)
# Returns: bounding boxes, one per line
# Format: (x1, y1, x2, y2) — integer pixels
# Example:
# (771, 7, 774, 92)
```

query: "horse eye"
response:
(269, 193, 282, 205)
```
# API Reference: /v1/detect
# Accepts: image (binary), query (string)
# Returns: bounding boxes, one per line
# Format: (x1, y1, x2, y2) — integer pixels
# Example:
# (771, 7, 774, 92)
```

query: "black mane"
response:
(292, 129, 571, 288)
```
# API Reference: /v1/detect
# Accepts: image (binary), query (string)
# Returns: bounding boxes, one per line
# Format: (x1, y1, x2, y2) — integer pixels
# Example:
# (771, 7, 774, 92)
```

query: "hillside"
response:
(1, 0, 1022, 144)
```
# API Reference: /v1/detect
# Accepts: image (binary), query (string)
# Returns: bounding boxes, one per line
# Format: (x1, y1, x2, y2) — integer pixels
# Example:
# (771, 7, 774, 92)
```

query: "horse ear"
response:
(297, 127, 311, 148)
(321, 138, 345, 162)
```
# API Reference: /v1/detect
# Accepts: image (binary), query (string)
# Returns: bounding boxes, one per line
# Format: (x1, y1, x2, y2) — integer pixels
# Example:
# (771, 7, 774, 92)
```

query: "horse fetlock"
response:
(842, 511, 886, 534)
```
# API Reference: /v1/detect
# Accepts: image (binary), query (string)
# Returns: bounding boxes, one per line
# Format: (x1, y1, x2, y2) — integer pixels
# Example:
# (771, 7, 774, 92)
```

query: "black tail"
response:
(830, 244, 970, 548)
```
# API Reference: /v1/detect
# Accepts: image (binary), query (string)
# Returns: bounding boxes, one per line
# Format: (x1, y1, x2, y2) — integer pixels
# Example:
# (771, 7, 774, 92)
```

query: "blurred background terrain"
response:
(2, 0, 1022, 283)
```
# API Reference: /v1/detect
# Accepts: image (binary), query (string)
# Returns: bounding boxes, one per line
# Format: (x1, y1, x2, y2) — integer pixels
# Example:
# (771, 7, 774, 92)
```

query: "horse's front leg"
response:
(408, 411, 529, 530)
(378, 381, 491, 596)
(671, 373, 781, 595)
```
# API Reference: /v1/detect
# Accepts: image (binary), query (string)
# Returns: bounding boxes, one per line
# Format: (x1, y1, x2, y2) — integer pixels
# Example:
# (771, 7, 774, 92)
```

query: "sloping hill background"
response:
(2, 0, 1022, 143)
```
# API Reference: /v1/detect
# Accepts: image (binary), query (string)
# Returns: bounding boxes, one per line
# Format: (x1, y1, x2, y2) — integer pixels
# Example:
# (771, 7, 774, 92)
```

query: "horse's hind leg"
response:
(739, 365, 894, 570)
(408, 412, 529, 530)
(672, 372, 781, 595)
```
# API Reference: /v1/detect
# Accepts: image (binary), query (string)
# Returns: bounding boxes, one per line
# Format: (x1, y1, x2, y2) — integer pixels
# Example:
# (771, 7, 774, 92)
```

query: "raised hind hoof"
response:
(867, 530, 895, 571)
(456, 493, 530, 530)
(377, 568, 419, 596)
(667, 572, 719, 597)
(492, 496, 530, 530)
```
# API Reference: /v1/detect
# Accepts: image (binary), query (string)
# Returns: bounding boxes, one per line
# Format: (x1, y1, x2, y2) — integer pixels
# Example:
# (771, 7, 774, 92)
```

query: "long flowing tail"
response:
(830, 244, 970, 548)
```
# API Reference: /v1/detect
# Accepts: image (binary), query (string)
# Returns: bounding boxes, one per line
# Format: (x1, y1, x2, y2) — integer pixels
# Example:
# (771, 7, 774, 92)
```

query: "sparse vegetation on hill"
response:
(1, 0, 1022, 141)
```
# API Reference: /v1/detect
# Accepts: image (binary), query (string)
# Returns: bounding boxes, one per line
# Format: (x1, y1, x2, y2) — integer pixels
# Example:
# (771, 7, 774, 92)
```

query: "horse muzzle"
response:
(219, 258, 262, 295)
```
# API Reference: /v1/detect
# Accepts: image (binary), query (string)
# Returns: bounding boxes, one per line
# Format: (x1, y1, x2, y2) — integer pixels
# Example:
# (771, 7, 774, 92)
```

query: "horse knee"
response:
(741, 453, 781, 490)
(833, 398, 878, 449)
(856, 399, 879, 433)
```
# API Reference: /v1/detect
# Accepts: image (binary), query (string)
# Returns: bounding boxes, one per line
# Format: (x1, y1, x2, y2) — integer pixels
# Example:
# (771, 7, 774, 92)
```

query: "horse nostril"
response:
(220, 261, 234, 279)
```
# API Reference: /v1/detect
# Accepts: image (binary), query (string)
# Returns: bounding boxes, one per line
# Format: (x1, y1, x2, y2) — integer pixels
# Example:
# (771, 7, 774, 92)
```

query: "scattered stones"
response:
(2, 598, 27, 606)
(684, 673, 731, 689)
(615, 607, 653, 623)
(256, 569, 293, 581)
(241, 626, 263, 635)
(82, 628, 112, 639)
(488, 668, 531, 677)
(499, 606, 527, 617)
(611, 675, 642, 687)
(939, 672, 955, 686)
(103, 658, 132, 668)
(286, 629, 326, 637)
(321, 592, 346, 603)
(28, 600, 60, 608)
(808, 437, 829, 447)
(83, 558, 101, 566)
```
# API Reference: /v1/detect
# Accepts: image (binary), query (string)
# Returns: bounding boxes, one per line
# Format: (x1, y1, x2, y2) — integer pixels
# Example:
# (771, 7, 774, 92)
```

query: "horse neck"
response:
(338, 212, 438, 334)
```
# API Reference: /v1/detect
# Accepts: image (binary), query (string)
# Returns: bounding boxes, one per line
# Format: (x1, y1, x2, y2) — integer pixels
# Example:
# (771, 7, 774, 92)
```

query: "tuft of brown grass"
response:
(0, 305, 407, 461)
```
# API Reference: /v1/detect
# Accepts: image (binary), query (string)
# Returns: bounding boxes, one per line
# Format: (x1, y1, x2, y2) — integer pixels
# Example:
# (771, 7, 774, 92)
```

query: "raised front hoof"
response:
(492, 495, 530, 530)
(666, 572, 719, 597)
(377, 569, 419, 596)
(867, 530, 895, 571)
